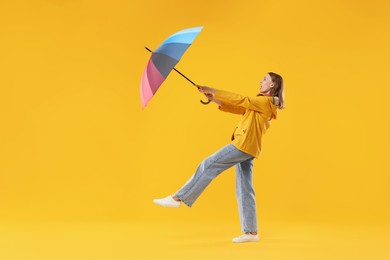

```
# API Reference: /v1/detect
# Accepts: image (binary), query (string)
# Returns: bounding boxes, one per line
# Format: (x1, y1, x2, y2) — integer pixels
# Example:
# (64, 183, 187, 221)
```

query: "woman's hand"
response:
(205, 93, 214, 101)
(196, 85, 216, 95)
(204, 93, 222, 105)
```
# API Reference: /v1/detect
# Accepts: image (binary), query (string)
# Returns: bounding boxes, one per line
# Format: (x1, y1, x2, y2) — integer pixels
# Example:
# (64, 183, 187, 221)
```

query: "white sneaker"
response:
(153, 195, 181, 208)
(232, 233, 259, 243)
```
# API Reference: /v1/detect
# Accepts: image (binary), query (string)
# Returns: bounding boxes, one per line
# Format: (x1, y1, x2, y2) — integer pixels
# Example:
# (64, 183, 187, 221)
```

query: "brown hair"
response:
(268, 72, 285, 109)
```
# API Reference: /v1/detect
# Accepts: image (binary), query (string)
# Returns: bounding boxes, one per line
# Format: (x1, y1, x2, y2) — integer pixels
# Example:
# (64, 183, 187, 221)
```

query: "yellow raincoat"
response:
(214, 89, 279, 158)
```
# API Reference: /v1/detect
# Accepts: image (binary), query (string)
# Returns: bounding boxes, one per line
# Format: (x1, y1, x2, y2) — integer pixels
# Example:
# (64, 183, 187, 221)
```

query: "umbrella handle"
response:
(200, 99, 211, 105)
(196, 86, 211, 105)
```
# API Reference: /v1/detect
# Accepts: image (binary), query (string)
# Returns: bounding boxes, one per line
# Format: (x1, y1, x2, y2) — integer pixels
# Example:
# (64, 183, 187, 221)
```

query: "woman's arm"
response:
(205, 93, 246, 115)
(197, 85, 268, 113)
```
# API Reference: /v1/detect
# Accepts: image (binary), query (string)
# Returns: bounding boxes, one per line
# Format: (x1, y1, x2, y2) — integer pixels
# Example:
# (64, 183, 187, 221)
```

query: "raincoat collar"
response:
(257, 92, 272, 96)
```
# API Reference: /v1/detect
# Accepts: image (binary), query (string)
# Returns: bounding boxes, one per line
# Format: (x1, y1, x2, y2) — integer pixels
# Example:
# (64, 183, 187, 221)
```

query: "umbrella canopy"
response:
(140, 26, 203, 109)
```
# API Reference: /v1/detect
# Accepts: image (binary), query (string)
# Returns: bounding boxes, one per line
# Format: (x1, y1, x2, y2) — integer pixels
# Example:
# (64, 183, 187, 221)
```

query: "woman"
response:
(153, 72, 285, 243)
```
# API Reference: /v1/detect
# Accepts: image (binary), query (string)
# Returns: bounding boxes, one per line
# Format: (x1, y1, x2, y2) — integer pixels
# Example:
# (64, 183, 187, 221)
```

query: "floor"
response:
(1, 219, 389, 259)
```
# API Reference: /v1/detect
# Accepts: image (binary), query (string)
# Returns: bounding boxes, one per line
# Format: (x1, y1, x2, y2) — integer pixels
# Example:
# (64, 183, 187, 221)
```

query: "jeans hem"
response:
(243, 230, 258, 233)
(175, 194, 192, 208)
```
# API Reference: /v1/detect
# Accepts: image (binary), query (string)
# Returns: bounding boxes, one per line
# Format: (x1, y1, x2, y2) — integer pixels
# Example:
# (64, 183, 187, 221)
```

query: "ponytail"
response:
(268, 72, 285, 109)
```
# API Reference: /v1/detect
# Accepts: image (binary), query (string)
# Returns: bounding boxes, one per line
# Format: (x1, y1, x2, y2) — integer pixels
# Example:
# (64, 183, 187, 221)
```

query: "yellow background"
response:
(0, 0, 389, 259)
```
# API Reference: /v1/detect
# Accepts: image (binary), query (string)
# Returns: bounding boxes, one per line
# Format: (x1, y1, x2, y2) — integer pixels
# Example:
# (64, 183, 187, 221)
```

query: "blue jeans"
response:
(174, 144, 258, 233)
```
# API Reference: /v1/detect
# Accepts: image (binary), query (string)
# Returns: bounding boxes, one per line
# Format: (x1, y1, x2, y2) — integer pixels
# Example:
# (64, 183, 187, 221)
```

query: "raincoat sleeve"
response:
(214, 89, 269, 113)
(218, 101, 246, 115)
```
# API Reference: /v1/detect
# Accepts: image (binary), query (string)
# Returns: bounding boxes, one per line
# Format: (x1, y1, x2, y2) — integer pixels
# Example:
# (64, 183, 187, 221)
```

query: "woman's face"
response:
(259, 74, 274, 94)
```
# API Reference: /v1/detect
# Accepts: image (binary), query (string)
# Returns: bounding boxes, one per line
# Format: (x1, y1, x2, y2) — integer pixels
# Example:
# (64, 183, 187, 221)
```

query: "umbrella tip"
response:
(144, 46, 152, 53)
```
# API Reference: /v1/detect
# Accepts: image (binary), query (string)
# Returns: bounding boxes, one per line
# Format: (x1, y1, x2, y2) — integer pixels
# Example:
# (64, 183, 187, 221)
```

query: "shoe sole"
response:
(232, 239, 259, 243)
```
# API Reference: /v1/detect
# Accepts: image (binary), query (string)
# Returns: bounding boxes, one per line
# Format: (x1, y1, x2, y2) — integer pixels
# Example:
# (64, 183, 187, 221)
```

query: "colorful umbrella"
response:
(141, 26, 210, 109)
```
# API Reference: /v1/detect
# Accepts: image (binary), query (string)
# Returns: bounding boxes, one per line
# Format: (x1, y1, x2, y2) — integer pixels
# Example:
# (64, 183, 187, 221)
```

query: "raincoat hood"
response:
(270, 100, 278, 120)
(257, 93, 278, 120)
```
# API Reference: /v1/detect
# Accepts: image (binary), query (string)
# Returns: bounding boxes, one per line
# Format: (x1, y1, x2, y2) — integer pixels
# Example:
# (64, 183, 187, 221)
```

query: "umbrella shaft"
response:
(144, 46, 196, 86)
(172, 68, 195, 85)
